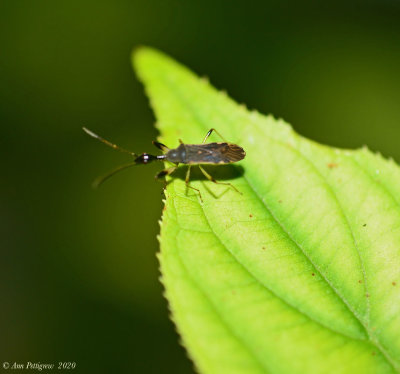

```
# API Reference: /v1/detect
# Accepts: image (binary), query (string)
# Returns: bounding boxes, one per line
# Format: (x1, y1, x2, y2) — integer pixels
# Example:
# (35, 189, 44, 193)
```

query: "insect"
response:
(83, 127, 246, 201)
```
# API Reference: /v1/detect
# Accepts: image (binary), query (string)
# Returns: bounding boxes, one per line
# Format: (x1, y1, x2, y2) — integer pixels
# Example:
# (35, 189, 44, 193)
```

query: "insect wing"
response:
(186, 143, 246, 164)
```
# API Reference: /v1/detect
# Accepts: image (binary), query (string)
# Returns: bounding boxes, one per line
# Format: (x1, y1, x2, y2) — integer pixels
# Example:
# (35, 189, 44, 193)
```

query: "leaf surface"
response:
(133, 47, 400, 374)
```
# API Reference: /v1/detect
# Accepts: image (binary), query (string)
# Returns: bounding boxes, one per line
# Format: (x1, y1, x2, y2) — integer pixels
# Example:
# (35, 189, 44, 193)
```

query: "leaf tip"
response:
(131, 45, 154, 61)
(131, 46, 175, 76)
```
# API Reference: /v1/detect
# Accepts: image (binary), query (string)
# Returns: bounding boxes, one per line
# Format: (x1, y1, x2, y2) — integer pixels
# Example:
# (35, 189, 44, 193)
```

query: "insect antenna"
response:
(92, 162, 138, 189)
(152, 141, 170, 152)
(83, 127, 137, 156)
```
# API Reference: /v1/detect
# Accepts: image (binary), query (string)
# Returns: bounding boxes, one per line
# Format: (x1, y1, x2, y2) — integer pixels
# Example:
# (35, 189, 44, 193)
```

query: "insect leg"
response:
(155, 166, 177, 179)
(202, 128, 227, 143)
(185, 165, 203, 202)
(152, 141, 170, 152)
(198, 165, 242, 194)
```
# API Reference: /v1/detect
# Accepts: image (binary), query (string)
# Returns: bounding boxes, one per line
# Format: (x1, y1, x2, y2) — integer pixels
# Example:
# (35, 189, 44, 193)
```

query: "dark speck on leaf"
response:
(262, 246, 266, 250)
(249, 214, 253, 218)
(393, 282, 397, 286)
(363, 223, 367, 227)
(358, 280, 362, 284)
(366, 293, 370, 298)
(311, 273, 315, 276)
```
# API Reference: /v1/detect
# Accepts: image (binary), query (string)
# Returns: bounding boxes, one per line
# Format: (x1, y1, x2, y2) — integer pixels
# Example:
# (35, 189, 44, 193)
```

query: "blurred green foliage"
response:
(1, 1, 400, 373)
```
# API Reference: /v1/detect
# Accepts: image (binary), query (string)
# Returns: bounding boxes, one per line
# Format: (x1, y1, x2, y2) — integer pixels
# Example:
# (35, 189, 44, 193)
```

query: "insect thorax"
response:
(166, 144, 187, 163)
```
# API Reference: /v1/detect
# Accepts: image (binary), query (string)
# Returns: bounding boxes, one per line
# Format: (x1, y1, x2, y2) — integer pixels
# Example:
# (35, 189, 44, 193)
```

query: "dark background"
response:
(1, 1, 400, 373)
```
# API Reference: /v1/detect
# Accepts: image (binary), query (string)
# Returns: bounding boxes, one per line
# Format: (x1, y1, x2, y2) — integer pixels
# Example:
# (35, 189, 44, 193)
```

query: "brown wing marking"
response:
(218, 143, 246, 163)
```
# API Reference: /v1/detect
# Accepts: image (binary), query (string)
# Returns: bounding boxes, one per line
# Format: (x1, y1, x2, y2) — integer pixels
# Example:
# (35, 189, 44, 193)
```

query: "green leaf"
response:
(133, 47, 400, 374)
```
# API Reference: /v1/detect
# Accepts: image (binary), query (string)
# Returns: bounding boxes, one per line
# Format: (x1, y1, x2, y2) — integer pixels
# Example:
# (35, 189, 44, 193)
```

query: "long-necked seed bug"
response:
(83, 127, 246, 201)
